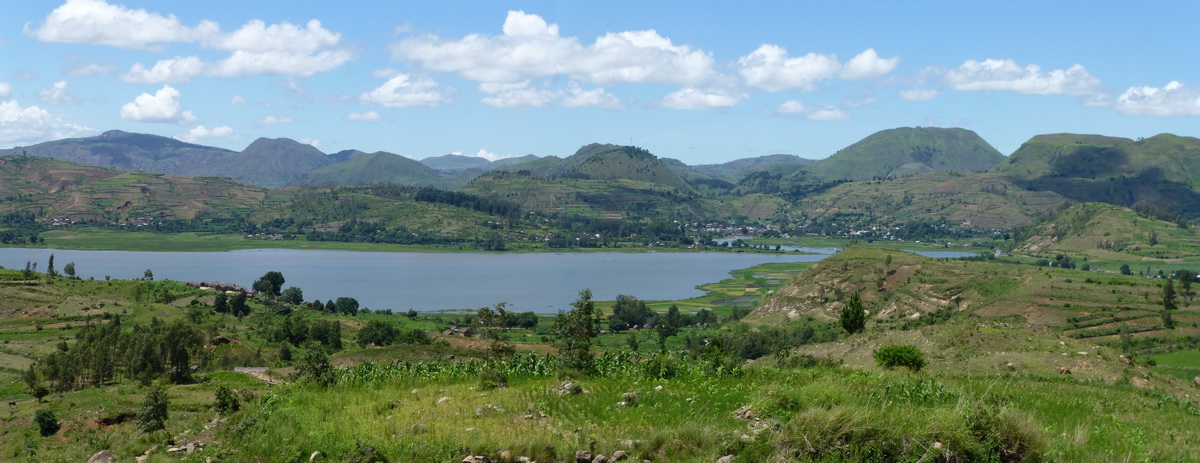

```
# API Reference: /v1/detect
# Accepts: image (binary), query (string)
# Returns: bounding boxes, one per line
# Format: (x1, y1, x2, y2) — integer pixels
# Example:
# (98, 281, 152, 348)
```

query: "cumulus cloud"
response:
(944, 59, 1099, 95)
(25, 0, 211, 50)
(899, 88, 940, 101)
(120, 56, 204, 84)
(775, 100, 851, 120)
(298, 137, 320, 148)
(359, 73, 450, 107)
(64, 61, 115, 77)
(659, 87, 743, 110)
(0, 82, 11, 99)
(176, 124, 232, 143)
(736, 45, 897, 91)
(372, 68, 400, 80)
(392, 10, 721, 105)
(229, 95, 246, 105)
(1114, 81, 1200, 116)
(119, 85, 196, 123)
(0, 99, 94, 146)
(345, 111, 381, 122)
(38, 81, 76, 105)
(470, 149, 507, 161)
(257, 115, 293, 124)
(31, 0, 354, 78)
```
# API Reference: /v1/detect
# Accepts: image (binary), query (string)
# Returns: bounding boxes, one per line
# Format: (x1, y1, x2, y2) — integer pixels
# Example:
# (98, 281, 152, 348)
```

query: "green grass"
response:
(1149, 350, 1200, 381)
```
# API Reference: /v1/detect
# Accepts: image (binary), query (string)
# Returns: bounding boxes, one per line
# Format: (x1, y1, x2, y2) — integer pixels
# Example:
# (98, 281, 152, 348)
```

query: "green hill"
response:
(792, 172, 1067, 230)
(993, 133, 1200, 216)
(803, 127, 1004, 181)
(1012, 202, 1200, 270)
(235, 137, 335, 187)
(291, 151, 454, 188)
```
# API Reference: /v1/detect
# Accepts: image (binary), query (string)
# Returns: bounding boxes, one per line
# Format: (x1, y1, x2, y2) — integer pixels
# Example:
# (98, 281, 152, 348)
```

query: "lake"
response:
(0, 247, 978, 313)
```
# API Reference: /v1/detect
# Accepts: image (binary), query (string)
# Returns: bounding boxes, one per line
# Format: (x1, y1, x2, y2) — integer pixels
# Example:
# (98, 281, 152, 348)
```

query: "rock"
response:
(1120, 355, 1133, 366)
(576, 450, 593, 463)
(499, 449, 513, 462)
(410, 423, 427, 434)
(309, 450, 321, 462)
(557, 380, 580, 396)
(654, 385, 663, 391)
(1130, 376, 1151, 389)
(1194, 377, 1200, 387)
(611, 450, 629, 461)
(593, 454, 609, 463)
(716, 455, 734, 463)
(86, 450, 118, 463)
(731, 405, 757, 421)
(1006, 362, 1016, 371)
(411, 389, 420, 394)
(462, 456, 490, 463)
(475, 404, 505, 416)
(437, 396, 453, 404)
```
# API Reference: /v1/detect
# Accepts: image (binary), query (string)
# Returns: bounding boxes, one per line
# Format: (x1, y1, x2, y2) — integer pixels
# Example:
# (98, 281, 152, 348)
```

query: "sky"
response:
(1, 0, 1198, 164)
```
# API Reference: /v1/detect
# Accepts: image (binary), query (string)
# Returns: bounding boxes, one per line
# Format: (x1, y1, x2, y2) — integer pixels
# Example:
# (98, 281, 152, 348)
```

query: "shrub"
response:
(874, 344, 926, 372)
(840, 292, 867, 334)
(137, 386, 169, 433)
(35, 409, 60, 437)
(214, 385, 240, 415)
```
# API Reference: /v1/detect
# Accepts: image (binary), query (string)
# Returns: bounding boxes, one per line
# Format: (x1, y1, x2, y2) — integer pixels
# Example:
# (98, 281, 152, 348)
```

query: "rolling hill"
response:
(992, 133, 1200, 216)
(1012, 202, 1200, 269)
(802, 127, 1005, 181)
(291, 151, 453, 188)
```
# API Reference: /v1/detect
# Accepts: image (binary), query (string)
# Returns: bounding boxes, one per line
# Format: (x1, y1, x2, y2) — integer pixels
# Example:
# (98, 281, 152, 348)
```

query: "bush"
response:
(137, 386, 169, 433)
(214, 385, 240, 415)
(35, 409, 60, 437)
(874, 344, 926, 372)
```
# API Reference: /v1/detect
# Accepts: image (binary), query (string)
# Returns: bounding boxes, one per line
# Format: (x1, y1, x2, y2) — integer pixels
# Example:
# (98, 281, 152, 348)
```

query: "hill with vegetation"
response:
(665, 154, 814, 183)
(1012, 202, 1200, 271)
(787, 172, 1068, 232)
(420, 154, 541, 173)
(802, 127, 1004, 181)
(290, 152, 453, 188)
(992, 133, 1200, 217)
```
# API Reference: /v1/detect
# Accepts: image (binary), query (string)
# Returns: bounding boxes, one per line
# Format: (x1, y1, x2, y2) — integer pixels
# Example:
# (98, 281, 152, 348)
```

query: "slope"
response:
(291, 151, 453, 188)
(803, 127, 1004, 181)
(1012, 202, 1200, 269)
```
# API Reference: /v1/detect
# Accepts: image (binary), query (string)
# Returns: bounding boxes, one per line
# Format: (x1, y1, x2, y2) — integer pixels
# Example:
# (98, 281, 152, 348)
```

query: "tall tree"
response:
(230, 293, 249, 318)
(281, 287, 304, 305)
(553, 289, 600, 372)
(1163, 279, 1178, 311)
(46, 254, 56, 278)
(63, 262, 76, 278)
(475, 302, 513, 359)
(253, 271, 286, 297)
(213, 292, 229, 313)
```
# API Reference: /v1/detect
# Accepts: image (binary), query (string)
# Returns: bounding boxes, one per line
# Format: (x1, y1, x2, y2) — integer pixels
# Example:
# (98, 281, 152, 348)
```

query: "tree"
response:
(63, 262, 76, 278)
(253, 271, 285, 298)
(46, 254, 56, 278)
(280, 286, 304, 305)
(335, 297, 359, 315)
(137, 386, 169, 433)
(356, 320, 399, 347)
(840, 292, 868, 334)
(1163, 279, 1178, 311)
(35, 410, 60, 437)
(1163, 306, 1176, 330)
(475, 302, 513, 359)
(874, 345, 926, 372)
(553, 289, 600, 372)
(213, 385, 240, 415)
(1179, 270, 1194, 302)
(324, 300, 337, 313)
(656, 305, 684, 349)
(297, 343, 334, 386)
(144, 269, 154, 281)
(1120, 264, 1132, 276)
(1149, 230, 1159, 246)
(230, 292, 249, 318)
(213, 292, 229, 313)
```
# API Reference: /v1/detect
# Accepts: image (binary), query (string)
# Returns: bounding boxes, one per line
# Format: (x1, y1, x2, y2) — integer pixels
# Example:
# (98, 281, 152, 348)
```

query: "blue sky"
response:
(1, 1, 1198, 164)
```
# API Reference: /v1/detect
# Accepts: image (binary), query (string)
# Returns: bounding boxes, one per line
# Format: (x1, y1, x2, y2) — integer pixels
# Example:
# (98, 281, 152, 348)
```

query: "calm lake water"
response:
(0, 248, 978, 313)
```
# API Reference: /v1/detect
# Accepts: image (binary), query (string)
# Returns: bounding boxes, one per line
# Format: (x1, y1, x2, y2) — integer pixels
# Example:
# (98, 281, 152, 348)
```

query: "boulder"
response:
(611, 450, 629, 461)
(86, 450, 118, 463)
(716, 455, 734, 463)
(576, 450, 593, 463)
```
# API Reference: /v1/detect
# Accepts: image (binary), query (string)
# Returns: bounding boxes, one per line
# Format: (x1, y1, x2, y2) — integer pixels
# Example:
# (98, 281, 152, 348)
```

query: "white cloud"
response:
(31, 1, 353, 78)
(0, 99, 94, 146)
(839, 48, 900, 79)
(372, 68, 400, 80)
(64, 61, 115, 77)
(230, 95, 246, 105)
(25, 0, 211, 50)
(176, 125, 233, 143)
(38, 81, 76, 105)
(0, 82, 10, 99)
(392, 10, 721, 104)
(737, 45, 897, 91)
(257, 115, 293, 124)
(119, 85, 196, 123)
(10, 71, 38, 81)
(1114, 81, 1200, 116)
(471, 149, 508, 161)
(944, 59, 1099, 95)
(560, 82, 623, 109)
(659, 87, 743, 110)
(360, 73, 450, 107)
(345, 111, 382, 122)
(120, 56, 204, 84)
(298, 137, 320, 148)
(899, 88, 940, 101)
(775, 100, 851, 120)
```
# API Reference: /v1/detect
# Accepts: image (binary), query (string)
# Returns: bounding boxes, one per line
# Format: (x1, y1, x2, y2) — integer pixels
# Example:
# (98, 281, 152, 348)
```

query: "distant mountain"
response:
(991, 133, 1200, 216)
(676, 154, 815, 182)
(421, 154, 542, 173)
(1011, 202, 1199, 268)
(803, 127, 1004, 181)
(0, 130, 335, 188)
(291, 151, 451, 188)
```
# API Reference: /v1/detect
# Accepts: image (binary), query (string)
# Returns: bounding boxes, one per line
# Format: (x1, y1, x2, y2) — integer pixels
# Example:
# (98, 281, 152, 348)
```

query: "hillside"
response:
(463, 170, 707, 220)
(993, 133, 1200, 216)
(0, 130, 237, 176)
(750, 246, 1197, 347)
(790, 172, 1068, 230)
(803, 127, 1004, 181)
(1012, 202, 1200, 269)
(235, 138, 334, 187)
(0, 155, 266, 222)
(291, 151, 453, 188)
(665, 154, 814, 183)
